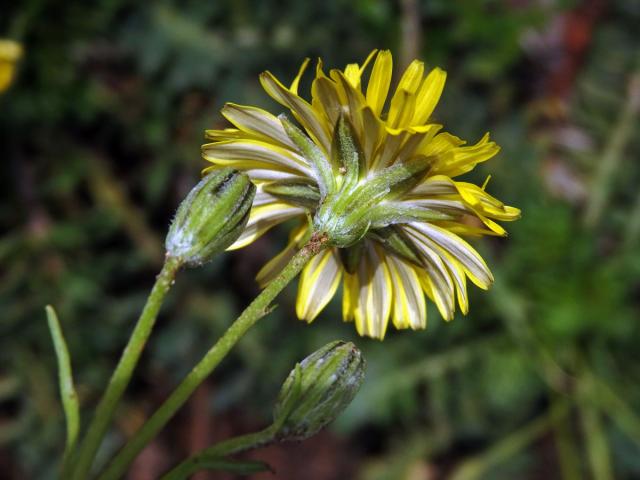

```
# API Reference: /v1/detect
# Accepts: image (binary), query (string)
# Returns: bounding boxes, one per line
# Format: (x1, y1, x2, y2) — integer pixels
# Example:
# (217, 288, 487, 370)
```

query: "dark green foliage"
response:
(2, 0, 640, 478)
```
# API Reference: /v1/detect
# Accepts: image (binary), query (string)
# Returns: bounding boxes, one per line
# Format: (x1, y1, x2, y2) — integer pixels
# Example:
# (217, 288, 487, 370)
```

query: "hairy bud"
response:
(166, 168, 255, 266)
(273, 341, 365, 441)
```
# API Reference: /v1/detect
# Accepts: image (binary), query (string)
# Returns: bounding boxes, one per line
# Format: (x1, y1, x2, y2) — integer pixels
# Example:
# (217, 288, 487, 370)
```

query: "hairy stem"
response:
(71, 255, 182, 480)
(97, 234, 328, 480)
(160, 427, 276, 480)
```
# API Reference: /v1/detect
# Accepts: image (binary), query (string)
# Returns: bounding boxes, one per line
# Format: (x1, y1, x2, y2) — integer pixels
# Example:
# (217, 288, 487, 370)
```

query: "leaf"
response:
(45, 305, 80, 464)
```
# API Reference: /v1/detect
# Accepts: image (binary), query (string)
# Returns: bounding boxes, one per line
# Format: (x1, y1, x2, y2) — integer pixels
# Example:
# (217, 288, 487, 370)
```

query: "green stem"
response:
(71, 255, 182, 480)
(97, 235, 328, 480)
(160, 426, 276, 480)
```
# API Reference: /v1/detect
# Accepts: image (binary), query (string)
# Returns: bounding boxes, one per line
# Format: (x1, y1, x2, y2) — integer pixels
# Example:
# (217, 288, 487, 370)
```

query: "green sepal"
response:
(348, 156, 432, 210)
(332, 114, 364, 190)
(279, 114, 335, 198)
(262, 179, 320, 209)
(272, 364, 303, 431)
(387, 155, 434, 199)
(368, 201, 455, 228)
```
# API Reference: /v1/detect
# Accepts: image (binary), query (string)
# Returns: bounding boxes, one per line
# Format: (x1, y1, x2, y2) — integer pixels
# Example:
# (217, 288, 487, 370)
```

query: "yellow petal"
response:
(387, 88, 417, 130)
(358, 49, 378, 75)
(410, 175, 519, 236)
(410, 174, 458, 196)
(228, 203, 305, 250)
(410, 222, 493, 289)
(404, 227, 455, 320)
(256, 223, 309, 287)
(397, 60, 425, 94)
(366, 50, 393, 116)
(456, 181, 521, 221)
(433, 220, 504, 237)
(204, 128, 248, 141)
(344, 63, 361, 88)
(259, 71, 331, 153)
(437, 249, 469, 315)
(290, 58, 311, 94)
(353, 243, 392, 339)
(331, 70, 368, 141)
(420, 132, 464, 157)
(386, 60, 425, 129)
(202, 139, 312, 176)
(342, 49, 378, 89)
(296, 248, 343, 321)
(311, 62, 343, 130)
(412, 67, 447, 125)
(385, 254, 427, 330)
(342, 271, 359, 323)
(361, 106, 384, 167)
(434, 133, 500, 177)
(221, 103, 297, 149)
(0, 40, 22, 93)
(370, 128, 407, 171)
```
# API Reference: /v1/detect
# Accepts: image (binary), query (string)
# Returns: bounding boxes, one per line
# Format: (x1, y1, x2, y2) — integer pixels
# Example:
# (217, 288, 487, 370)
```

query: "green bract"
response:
(280, 113, 435, 248)
(166, 168, 256, 266)
(273, 341, 365, 441)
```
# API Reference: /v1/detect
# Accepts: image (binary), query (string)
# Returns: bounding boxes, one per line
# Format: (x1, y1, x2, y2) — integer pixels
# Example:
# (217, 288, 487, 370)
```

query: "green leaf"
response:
(45, 305, 80, 465)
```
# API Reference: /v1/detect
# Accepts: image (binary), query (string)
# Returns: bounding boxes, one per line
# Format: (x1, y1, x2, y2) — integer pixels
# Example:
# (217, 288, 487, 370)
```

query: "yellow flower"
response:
(0, 40, 23, 93)
(202, 50, 520, 339)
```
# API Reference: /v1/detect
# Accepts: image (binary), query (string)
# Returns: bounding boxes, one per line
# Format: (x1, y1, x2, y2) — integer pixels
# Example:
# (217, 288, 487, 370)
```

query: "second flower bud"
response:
(166, 168, 256, 266)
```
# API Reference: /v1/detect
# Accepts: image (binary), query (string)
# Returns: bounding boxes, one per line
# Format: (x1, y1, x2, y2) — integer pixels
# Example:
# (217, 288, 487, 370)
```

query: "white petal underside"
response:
(228, 202, 305, 250)
(296, 248, 342, 321)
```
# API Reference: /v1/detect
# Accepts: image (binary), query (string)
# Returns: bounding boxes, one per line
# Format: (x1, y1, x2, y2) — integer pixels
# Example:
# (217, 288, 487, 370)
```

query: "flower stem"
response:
(71, 255, 182, 480)
(160, 426, 277, 480)
(97, 234, 328, 480)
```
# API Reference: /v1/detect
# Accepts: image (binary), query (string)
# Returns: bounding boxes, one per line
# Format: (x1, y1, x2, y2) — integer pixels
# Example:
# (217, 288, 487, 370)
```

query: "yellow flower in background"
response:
(202, 50, 520, 339)
(0, 40, 23, 93)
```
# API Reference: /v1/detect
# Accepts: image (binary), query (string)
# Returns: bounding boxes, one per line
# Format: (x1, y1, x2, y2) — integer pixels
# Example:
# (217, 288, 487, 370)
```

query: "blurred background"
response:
(2, 0, 640, 478)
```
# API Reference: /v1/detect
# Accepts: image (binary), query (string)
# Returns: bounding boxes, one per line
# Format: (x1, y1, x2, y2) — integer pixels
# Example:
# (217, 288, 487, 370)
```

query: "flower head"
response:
(0, 40, 22, 93)
(202, 50, 520, 339)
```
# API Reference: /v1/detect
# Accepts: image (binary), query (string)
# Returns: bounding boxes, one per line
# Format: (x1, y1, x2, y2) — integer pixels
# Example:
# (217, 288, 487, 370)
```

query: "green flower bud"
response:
(273, 341, 365, 441)
(166, 168, 255, 266)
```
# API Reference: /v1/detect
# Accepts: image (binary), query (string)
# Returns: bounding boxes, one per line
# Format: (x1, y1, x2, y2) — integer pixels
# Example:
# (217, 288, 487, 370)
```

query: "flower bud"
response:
(166, 168, 255, 266)
(273, 341, 365, 441)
